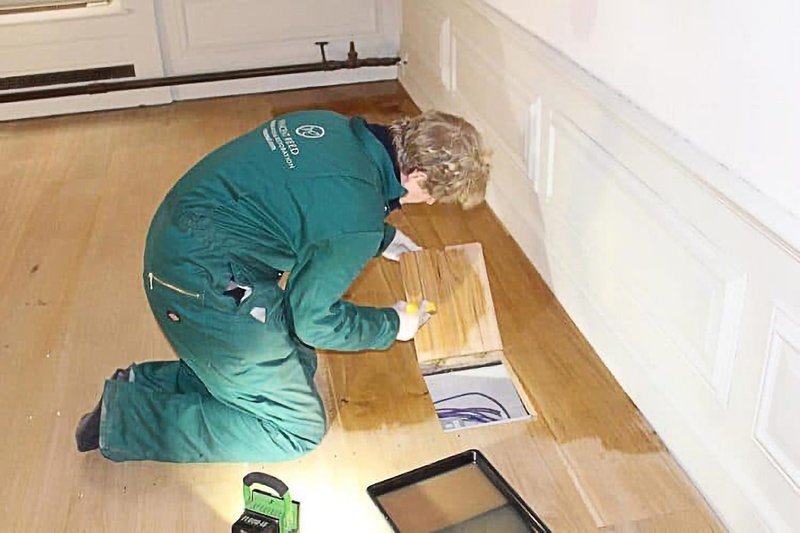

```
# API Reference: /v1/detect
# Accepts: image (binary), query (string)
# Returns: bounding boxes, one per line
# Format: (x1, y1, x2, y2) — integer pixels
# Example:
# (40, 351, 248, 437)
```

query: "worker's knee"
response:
(296, 409, 327, 452)
(263, 415, 326, 461)
(293, 386, 327, 448)
(294, 428, 326, 457)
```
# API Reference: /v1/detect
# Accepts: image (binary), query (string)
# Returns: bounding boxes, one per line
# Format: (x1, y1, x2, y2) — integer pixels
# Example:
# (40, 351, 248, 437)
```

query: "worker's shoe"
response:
(112, 366, 131, 382)
(75, 367, 131, 452)
(75, 401, 101, 452)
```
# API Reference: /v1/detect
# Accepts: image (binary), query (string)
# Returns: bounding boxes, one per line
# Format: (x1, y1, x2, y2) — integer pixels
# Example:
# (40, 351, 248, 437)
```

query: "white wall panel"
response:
(181, 0, 380, 50)
(547, 112, 746, 402)
(756, 305, 800, 491)
(454, 32, 531, 168)
(157, 0, 400, 100)
(398, 1, 443, 86)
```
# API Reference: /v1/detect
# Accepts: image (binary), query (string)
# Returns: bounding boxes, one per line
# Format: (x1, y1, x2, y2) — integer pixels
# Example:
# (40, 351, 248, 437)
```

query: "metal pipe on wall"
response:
(0, 41, 400, 103)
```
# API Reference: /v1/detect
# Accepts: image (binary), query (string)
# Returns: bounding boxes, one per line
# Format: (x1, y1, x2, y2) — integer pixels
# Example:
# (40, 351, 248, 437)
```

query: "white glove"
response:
(382, 229, 421, 262)
(392, 300, 433, 341)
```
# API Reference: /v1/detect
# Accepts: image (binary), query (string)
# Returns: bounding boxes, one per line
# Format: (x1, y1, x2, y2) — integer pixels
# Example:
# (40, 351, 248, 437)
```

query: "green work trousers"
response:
(98, 274, 326, 462)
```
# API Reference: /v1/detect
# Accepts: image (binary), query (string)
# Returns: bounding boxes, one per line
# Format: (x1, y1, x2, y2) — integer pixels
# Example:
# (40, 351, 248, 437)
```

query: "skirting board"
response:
(169, 66, 398, 102)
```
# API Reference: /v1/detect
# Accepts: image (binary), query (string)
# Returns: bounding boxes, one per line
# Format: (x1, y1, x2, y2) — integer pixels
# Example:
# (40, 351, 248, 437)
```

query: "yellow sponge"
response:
(406, 301, 437, 314)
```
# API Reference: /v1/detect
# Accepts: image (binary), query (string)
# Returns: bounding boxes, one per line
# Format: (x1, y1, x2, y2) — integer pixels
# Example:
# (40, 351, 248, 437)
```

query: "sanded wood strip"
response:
(400, 243, 503, 363)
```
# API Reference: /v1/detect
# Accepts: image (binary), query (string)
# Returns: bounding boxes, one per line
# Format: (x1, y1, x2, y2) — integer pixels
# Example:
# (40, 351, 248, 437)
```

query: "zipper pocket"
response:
(148, 272, 201, 300)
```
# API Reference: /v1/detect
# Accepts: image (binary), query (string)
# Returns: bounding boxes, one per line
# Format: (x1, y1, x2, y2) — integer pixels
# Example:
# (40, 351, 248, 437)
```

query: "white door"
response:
(0, 0, 171, 120)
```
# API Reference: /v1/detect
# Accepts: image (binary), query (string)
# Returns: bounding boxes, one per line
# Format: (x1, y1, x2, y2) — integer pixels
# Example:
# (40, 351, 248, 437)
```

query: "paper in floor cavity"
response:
(423, 363, 530, 432)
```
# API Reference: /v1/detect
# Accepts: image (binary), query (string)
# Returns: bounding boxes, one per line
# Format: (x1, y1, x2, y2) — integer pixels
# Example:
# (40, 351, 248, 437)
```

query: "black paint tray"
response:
(367, 449, 550, 532)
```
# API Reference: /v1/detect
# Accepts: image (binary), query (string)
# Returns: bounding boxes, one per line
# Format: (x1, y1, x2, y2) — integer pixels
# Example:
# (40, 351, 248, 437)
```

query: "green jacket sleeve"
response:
(285, 232, 400, 351)
(376, 223, 397, 257)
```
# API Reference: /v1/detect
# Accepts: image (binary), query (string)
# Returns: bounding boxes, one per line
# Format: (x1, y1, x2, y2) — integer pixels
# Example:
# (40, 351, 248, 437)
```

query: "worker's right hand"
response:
(392, 300, 433, 341)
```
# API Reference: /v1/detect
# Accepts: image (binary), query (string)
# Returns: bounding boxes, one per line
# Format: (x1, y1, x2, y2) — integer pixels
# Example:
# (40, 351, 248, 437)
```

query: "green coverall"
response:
(99, 111, 405, 462)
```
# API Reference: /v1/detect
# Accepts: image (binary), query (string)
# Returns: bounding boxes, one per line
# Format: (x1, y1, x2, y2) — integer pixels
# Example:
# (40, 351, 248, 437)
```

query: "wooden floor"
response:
(0, 82, 723, 532)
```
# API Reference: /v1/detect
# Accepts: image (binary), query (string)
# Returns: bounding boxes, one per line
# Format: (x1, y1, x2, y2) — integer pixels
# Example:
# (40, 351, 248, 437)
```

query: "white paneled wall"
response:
(400, 0, 800, 530)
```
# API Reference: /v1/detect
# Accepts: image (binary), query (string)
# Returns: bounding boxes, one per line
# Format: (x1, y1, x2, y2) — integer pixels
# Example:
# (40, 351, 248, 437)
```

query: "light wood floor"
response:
(0, 82, 723, 532)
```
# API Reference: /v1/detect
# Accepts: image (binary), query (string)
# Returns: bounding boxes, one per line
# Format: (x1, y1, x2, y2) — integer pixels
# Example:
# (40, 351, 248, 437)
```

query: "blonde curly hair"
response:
(389, 110, 490, 209)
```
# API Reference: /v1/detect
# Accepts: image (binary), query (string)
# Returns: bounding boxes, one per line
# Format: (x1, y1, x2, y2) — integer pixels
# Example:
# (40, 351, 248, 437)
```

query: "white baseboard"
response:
(169, 66, 398, 102)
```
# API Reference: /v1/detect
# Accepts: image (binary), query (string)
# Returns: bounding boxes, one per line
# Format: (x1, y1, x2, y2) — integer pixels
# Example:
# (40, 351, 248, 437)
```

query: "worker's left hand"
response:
(382, 229, 421, 261)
